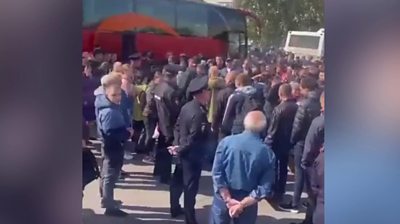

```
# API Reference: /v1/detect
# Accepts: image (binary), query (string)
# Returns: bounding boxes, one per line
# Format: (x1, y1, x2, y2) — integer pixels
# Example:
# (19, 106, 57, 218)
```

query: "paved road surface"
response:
(83, 151, 305, 224)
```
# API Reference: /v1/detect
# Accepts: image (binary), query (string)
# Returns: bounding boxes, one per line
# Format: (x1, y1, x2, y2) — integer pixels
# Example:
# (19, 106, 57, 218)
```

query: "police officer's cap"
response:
(93, 48, 104, 56)
(129, 52, 142, 61)
(163, 64, 179, 77)
(188, 76, 208, 95)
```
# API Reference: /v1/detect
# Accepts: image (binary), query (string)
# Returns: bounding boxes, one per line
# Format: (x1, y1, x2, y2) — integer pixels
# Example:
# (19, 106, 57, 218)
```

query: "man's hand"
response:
(167, 146, 179, 155)
(225, 198, 240, 209)
(229, 203, 244, 218)
(127, 128, 134, 138)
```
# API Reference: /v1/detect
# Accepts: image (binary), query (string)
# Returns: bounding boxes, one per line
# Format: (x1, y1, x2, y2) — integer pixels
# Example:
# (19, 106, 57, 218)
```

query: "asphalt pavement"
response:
(83, 150, 305, 224)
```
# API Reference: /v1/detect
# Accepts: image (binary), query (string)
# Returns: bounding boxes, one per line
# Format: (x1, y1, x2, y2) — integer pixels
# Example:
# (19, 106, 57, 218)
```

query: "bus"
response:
(83, 0, 248, 61)
(284, 28, 324, 58)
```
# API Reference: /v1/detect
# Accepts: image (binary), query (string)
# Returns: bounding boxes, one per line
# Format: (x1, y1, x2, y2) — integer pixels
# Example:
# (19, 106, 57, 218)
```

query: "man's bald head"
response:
(244, 111, 267, 133)
(113, 62, 123, 73)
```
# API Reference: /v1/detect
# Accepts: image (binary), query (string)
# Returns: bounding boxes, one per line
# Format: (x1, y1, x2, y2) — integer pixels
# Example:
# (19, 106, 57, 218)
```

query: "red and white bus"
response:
(83, 0, 249, 61)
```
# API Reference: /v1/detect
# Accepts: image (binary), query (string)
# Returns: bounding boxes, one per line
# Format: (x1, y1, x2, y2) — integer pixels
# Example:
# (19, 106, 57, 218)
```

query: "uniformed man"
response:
(153, 65, 181, 184)
(168, 75, 211, 224)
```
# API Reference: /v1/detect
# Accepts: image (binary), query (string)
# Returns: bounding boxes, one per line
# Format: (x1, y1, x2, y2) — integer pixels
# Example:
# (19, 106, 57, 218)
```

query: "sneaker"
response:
(279, 203, 300, 213)
(142, 156, 155, 164)
(101, 200, 123, 208)
(119, 170, 129, 179)
(124, 151, 134, 160)
(302, 201, 309, 209)
(104, 208, 128, 217)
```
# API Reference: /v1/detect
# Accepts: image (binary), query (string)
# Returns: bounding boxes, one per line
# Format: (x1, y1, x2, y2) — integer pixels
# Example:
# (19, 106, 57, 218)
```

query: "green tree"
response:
(236, 0, 324, 47)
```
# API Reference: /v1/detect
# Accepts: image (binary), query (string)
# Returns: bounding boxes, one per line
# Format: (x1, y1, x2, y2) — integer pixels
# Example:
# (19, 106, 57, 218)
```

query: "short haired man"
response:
(265, 84, 298, 203)
(211, 111, 275, 224)
(282, 76, 321, 214)
(153, 65, 181, 184)
(221, 73, 263, 135)
(95, 74, 133, 217)
(213, 71, 238, 140)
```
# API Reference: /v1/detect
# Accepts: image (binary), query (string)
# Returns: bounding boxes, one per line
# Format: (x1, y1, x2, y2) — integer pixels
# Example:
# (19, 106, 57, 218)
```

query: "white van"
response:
(284, 28, 324, 58)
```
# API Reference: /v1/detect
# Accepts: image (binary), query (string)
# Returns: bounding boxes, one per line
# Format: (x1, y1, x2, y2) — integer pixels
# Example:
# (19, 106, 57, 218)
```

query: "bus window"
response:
(135, 0, 175, 28)
(216, 7, 246, 33)
(83, 0, 133, 26)
(176, 2, 208, 37)
(208, 7, 228, 38)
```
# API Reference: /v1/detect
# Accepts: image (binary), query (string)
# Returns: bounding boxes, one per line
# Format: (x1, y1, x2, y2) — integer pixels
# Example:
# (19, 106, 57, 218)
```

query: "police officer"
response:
(153, 65, 181, 184)
(168, 75, 210, 224)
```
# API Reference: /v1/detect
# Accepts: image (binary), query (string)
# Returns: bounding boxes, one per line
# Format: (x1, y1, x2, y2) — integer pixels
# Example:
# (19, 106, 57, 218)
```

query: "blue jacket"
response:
(94, 92, 130, 145)
(94, 86, 132, 128)
(212, 131, 276, 200)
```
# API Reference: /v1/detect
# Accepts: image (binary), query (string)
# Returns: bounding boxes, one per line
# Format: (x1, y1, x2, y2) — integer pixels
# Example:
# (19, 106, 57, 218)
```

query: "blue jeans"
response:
(209, 190, 258, 224)
(99, 142, 124, 209)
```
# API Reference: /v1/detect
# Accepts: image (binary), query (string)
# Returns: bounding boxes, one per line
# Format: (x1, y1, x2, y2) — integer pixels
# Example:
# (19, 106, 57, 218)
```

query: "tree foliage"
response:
(235, 0, 324, 47)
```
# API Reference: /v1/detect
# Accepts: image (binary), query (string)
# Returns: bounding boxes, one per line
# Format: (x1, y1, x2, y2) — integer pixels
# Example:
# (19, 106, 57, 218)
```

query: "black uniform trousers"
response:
(153, 134, 172, 182)
(143, 116, 157, 156)
(170, 158, 202, 224)
(273, 151, 290, 199)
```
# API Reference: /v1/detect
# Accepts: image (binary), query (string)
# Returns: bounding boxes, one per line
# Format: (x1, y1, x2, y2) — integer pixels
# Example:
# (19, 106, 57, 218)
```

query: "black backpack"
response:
(242, 93, 263, 114)
(235, 93, 263, 129)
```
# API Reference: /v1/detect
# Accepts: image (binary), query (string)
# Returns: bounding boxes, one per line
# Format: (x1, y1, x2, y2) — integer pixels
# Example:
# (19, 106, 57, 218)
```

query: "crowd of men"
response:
(82, 47, 325, 224)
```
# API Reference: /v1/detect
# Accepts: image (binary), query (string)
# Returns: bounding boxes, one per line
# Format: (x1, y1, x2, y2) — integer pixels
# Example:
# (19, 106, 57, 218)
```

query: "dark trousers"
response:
(143, 117, 157, 156)
(303, 168, 316, 224)
(273, 152, 289, 198)
(153, 135, 172, 182)
(99, 143, 124, 209)
(292, 144, 306, 207)
(170, 159, 202, 224)
(313, 200, 324, 224)
(209, 190, 258, 224)
(132, 120, 145, 152)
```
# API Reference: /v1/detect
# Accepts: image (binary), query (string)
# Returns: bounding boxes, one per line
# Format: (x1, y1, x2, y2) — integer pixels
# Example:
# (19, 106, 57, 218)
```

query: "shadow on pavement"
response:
(112, 170, 214, 198)
(83, 207, 303, 224)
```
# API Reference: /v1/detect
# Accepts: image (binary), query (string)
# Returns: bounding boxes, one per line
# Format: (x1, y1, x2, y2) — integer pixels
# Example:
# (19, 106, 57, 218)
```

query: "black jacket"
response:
(154, 80, 180, 144)
(213, 85, 235, 133)
(291, 90, 321, 152)
(302, 113, 324, 168)
(264, 83, 282, 129)
(178, 68, 197, 103)
(266, 98, 298, 154)
(174, 99, 209, 163)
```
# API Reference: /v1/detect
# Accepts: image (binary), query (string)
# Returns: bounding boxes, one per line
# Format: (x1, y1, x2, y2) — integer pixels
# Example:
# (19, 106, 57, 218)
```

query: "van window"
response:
(288, 35, 320, 49)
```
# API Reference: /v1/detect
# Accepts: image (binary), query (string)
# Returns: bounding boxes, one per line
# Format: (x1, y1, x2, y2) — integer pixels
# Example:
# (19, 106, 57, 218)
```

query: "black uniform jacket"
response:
(174, 99, 209, 163)
(154, 80, 180, 144)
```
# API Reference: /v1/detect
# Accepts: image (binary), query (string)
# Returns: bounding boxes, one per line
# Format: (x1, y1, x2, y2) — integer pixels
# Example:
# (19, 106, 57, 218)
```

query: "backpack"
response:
(233, 93, 263, 133)
(241, 93, 263, 115)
